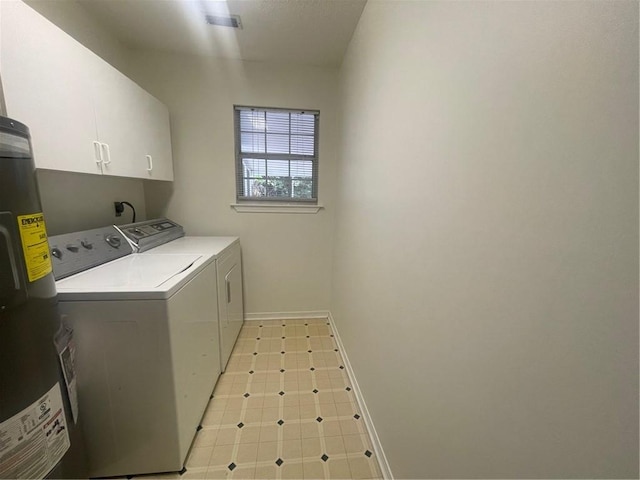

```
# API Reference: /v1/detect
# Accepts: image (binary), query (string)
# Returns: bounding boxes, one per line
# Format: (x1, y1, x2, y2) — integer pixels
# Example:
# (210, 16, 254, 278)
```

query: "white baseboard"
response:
(244, 311, 330, 321)
(327, 312, 393, 479)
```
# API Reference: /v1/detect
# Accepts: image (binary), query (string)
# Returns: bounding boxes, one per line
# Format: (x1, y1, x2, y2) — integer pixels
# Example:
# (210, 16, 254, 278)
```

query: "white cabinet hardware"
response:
(100, 143, 111, 165)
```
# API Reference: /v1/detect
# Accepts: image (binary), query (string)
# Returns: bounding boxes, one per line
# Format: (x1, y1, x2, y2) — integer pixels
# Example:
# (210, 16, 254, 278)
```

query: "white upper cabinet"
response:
(0, 1, 174, 181)
(0, 0, 102, 175)
(91, 57, 148, 179)
(140, 91, 174, 181)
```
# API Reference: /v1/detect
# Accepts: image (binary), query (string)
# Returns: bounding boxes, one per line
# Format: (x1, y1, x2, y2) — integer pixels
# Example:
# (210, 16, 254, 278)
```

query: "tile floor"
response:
(176, 318, 382, 479)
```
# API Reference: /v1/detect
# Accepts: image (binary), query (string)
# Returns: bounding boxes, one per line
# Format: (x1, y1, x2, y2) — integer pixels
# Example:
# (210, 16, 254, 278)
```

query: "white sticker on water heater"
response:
(0, 382, 71, 479)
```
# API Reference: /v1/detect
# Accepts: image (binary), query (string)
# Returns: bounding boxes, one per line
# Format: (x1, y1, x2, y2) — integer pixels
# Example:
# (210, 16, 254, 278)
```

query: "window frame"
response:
(234, 105, 320, 204)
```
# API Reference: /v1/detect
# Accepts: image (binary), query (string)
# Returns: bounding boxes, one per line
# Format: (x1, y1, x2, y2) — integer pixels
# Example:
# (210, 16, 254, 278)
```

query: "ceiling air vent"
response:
(205, 14, 242, 29)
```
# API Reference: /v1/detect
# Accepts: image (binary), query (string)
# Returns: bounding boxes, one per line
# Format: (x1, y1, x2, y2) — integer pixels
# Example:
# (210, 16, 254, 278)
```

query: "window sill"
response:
(231, 203, 324, 214)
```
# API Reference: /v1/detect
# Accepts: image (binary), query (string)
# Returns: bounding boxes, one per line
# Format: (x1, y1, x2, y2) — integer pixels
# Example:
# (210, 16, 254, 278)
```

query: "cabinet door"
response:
(91, 59, 148, 179)
(0, 1, 102, 175)
(140, 92, 174, 181)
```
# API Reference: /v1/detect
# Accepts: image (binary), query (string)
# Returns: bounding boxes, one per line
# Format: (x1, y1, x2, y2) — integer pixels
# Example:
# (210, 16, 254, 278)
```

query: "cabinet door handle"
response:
(146, 155, 153, 172)
(101, 143, 111, 165)
(93, 141, 103, 165)
(226, 278, 231, 304)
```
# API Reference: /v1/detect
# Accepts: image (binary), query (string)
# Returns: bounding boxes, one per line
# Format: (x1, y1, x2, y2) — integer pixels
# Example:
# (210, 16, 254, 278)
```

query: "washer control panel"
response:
(116, 218, 184, 252)
(49, 226, 133, 280)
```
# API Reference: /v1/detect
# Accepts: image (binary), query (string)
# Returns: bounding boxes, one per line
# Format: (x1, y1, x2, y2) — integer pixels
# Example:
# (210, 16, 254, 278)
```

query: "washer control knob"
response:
(66, 244, 79, 253)
(105, 234, 122, 248)
(51, 247, 62, 259)
(81, 240, 93, 250)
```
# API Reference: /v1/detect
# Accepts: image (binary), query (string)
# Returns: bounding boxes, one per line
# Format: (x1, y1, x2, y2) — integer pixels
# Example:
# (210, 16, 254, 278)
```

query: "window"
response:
(234, 105, 319, 203)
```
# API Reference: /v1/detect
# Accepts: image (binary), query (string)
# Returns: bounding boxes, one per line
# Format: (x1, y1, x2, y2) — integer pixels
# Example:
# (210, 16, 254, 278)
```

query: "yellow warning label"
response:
(17, 212, 52, 282)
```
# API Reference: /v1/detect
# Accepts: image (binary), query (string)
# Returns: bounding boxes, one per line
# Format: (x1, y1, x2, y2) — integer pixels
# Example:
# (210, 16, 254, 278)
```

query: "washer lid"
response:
(142, 236, 239, 257)
(55, 253, 204, 300)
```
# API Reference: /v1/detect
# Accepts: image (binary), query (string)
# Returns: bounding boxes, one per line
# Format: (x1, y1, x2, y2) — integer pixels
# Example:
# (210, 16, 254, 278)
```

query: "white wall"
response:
(125, 52, 339, 315)
(332, 1, 639, 478)
(19, 0, 148, 235)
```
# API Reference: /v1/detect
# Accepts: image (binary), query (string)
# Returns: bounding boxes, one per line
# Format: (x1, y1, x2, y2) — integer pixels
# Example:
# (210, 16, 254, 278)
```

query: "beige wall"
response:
(125, 52, 339, 315)
(20, 0, 147, 235)
(332, 1, 639, 478)
(24, 0, 128, 71)
(37, 170, 146, 236)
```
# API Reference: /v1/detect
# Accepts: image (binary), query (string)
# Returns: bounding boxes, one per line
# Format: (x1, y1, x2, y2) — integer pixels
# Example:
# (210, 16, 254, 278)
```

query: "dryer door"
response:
(217, 244, 244, 372)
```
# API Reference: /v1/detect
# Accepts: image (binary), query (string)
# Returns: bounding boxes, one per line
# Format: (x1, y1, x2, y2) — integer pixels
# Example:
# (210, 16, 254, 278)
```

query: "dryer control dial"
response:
(49, 226, 133, 280)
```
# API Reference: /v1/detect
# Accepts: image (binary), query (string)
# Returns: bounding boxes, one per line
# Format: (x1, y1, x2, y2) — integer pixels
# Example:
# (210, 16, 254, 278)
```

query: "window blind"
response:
(234, 106, 319, 202)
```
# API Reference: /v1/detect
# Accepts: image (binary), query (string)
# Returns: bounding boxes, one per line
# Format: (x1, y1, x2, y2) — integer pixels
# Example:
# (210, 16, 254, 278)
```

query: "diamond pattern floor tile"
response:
(125, 318, 382, 480)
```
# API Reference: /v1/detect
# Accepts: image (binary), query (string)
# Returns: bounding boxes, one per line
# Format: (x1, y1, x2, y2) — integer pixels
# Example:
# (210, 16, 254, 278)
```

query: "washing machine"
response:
(48, 225, 221, 478)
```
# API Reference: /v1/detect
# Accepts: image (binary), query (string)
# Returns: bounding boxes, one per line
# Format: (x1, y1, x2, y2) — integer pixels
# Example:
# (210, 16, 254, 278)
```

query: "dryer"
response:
(116, 219, 244, 372)
(139, 235, 244, 372)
